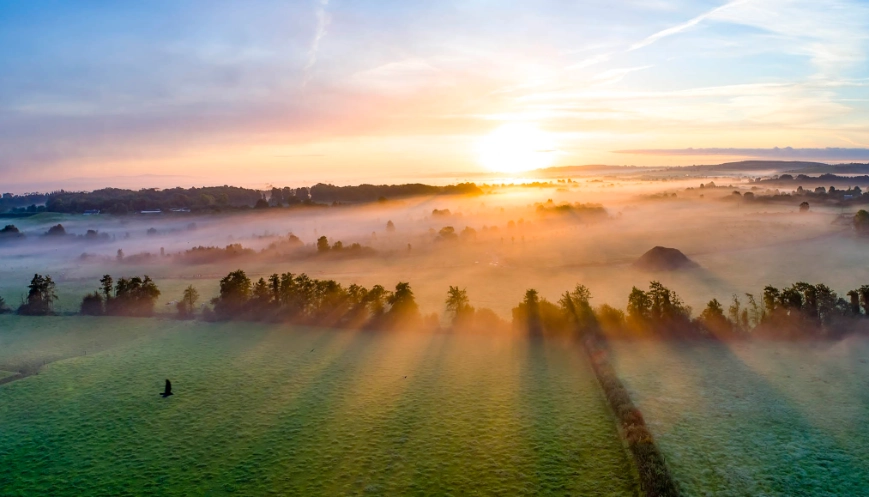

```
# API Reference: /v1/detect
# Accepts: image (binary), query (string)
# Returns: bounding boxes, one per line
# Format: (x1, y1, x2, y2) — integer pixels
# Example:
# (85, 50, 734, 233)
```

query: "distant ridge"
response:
(784, 162, 869, 175)
(675, 160, 830, 172)
(534, 164, 658, 176)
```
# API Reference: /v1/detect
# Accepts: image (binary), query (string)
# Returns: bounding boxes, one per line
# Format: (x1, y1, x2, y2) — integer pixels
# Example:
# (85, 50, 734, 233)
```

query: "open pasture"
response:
(0, 316, 636, 496)
(610, 339, 869, 496)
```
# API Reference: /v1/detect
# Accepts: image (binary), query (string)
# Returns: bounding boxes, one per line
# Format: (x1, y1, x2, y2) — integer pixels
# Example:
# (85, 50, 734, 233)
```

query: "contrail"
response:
(629, 0, 751, 51)
(303, 0, 330, 86)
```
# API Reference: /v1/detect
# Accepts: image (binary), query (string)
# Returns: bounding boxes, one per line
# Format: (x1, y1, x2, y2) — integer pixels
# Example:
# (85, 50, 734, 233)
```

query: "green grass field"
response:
(0, 316, 637, 496)
(610, 340, 869, 496)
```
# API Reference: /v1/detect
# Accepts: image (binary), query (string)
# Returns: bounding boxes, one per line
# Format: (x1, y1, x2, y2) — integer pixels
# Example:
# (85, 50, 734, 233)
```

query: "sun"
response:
(476, 122, 556, 174)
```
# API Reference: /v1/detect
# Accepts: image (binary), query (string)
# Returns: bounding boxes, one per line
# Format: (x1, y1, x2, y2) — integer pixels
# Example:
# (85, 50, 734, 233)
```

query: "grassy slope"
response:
(0, 316, 636, 496)
(610, 340, 869, 496)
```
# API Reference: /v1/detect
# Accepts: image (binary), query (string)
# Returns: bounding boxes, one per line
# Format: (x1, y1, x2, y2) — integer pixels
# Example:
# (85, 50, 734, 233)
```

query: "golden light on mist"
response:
(476, 123, 556, 174)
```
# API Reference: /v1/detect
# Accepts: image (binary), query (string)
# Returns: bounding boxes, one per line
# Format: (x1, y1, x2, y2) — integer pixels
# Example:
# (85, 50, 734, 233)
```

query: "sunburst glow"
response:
(476, 123, 556, 174)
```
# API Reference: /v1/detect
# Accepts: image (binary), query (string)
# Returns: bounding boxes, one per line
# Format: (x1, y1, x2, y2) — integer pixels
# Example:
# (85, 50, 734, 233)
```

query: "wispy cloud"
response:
(303, 0, 330, 86)
(629, 0, 751, 51)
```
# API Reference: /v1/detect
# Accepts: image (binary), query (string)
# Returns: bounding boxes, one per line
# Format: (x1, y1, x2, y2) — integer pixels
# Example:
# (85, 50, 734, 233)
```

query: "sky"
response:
(2, 0, 869, 191)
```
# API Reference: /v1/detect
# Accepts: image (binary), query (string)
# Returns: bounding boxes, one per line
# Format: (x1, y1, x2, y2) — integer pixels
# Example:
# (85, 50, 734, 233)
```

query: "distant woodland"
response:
(1, 183, 484, 215)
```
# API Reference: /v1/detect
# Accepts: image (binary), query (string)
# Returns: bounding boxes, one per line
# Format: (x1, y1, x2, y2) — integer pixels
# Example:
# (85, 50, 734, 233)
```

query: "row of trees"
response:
(308, 183, 482, 204)
(509, 280, 869, 340)
(209, 270, 429, 329)
(80, 275, 161, 317)
(8, 272, 869, 341)
(45, 186, 265, 214)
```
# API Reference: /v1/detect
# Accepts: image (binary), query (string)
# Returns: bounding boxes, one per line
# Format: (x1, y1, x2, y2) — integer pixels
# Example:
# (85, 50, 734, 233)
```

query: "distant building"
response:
(83, 209, 101, 215)
(140, 209, 162, 215)
(170, 208, 191, 213)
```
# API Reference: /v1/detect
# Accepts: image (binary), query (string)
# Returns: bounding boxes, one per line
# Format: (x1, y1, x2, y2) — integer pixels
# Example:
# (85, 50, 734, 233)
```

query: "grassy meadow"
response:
(0, 316, 637, 496)
(610, 340, 869, 496)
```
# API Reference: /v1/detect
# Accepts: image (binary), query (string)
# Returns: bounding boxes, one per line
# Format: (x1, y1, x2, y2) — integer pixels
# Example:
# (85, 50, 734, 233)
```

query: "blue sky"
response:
(2, 0, 869, 190)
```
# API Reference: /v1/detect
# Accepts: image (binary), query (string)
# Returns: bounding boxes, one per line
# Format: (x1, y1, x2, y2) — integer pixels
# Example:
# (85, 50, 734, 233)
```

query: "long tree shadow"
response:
(625, 340, 869, 496)
(518, 336, 639, 496)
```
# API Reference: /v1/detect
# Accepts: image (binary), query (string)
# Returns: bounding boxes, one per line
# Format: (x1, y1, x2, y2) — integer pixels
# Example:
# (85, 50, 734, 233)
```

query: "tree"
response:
(799, 201, 810, 212)
(80, 292, 104, 316)
(366, 285, 389, 317)
(386, 220, 396, 232)
(699, 298, 730, 334)
(515, 289, 542, 336)
(727, 294, 741, 330)
(254, 198, 269, 209)
(317, 236, 330, 253)
(815, 284, 838, 324)
(100, 274, 114, 301)
(762, 285, 780, 315)
(176, 285, 199, 319)
(46, 224, 66, 236)
(626, 287, 651, 325)
(388, 282, 420, 320)
(109, 275, 161, 316)
(214, 270, 252, 318)
(558, 284, 597, 334)
(847, 290, 861, 315)
(18, 274, 58, 315)
(0, 225, 22, 239)
(445, 286, 473, 327)
(745, 293, 761, 328)
(859, 285, 869, 316)
(0, 295, 10, 313)
(855, 210, 869, 234)
(438, 226, 458, 241)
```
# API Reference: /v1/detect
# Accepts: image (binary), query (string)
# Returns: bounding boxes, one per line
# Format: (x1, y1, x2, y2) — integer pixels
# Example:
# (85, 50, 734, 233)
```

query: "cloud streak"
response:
(629, 0, 751, 51)
(303, 0, 330, 86)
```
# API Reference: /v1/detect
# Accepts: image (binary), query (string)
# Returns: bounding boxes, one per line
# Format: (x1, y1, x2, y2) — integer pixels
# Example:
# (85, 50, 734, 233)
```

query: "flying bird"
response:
(161, 379, 173, 398)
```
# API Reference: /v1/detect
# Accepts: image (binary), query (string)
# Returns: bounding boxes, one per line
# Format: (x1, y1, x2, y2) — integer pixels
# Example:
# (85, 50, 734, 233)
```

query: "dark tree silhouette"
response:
(0, 225, 23, 239)
(105, 275, 161, 316)
(176, 285, 199, 319)
(213, 270, 252, 318)
(46, 224, 66, 236)
(387, 282, 420, 321)
(855, 210, 869, 234)
(799, 201, 810, 212)
(18, 274, 58, 315)
(445, 286, 473, 327)
(80, 292, 104, 315)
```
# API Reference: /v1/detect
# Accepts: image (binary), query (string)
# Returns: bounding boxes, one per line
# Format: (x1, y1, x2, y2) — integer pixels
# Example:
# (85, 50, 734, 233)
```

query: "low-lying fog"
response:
(2, 176, 865, 320)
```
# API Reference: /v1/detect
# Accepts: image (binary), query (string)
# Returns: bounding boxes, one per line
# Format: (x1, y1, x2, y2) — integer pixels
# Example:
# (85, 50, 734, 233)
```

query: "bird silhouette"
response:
(161, 379, 173, 398)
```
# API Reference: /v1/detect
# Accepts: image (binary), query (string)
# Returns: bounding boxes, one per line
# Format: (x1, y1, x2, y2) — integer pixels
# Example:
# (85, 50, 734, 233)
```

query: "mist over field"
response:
(1, 174, 864, 319)
(5, 0, 869, 493)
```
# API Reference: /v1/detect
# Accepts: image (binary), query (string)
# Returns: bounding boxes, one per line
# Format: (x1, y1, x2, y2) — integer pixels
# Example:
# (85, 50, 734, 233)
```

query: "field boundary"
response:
(581, 335, 680, 497)
(0, 372, 27, 386)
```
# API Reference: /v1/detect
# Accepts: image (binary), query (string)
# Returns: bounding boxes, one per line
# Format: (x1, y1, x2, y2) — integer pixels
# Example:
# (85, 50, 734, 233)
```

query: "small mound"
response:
(633, 246, 698, 271)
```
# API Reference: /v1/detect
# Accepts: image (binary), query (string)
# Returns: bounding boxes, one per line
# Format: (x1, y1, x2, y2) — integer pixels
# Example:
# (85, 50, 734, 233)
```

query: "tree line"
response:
(3, 182, 486, 215)
(5, 272, 869, 340)
(511, 280, 869, 340)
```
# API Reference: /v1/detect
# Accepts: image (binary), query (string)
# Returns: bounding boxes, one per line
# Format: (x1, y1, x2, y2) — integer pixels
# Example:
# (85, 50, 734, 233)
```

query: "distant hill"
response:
(673, 160, 830, 173)
(785, 163, 869, 174)
(533, 165, 659, 176)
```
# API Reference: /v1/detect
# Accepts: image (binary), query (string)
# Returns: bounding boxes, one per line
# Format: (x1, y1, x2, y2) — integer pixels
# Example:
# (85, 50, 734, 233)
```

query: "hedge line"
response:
(582, 336, 680, 497)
